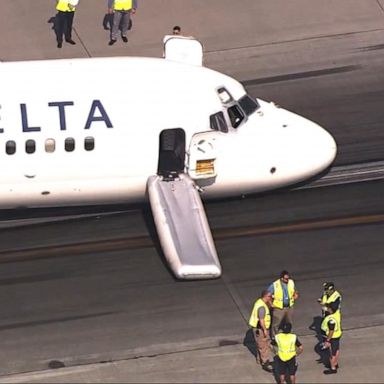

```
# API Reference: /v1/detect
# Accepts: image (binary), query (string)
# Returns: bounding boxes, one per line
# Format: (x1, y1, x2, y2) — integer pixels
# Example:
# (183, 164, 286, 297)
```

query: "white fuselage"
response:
(0, 56, 337, 208)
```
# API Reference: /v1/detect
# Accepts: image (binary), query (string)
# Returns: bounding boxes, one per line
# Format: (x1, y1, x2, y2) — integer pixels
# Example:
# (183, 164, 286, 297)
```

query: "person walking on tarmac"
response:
(268, 270, 299, 337)
(272, 322, 303, 384)
(318, 282, 342, 317)
(248, 290, 274, 373)
(108, 0, 138, 45)
(321, 304, 342, 375)
(55, 0, 79, 48)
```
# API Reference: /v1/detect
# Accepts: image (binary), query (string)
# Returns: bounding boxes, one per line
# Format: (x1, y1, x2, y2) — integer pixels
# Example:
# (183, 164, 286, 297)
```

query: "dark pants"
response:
(329, 337, 341, 356)
(55, 11, 75, 43)
(276, 356, 298, 376)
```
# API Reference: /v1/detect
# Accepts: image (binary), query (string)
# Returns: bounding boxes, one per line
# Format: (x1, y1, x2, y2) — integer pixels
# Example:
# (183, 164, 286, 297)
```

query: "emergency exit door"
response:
(157, 128, 186, 178)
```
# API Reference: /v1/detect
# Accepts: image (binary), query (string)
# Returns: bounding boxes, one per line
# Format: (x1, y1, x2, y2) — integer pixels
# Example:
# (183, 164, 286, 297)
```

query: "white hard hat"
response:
(68, 0, 79, 6)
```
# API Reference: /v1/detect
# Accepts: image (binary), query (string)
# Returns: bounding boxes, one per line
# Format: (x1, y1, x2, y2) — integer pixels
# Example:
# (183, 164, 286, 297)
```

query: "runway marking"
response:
(0, 213, 384, 263)
(206, 28, 384, 53)
(215, 213, 384, 239)
(242, 65, 360, 86)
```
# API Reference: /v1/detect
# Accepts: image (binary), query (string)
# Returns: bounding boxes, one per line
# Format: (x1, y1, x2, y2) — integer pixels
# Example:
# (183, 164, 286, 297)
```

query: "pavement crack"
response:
(206, 28, 384, 54)
(376, 0, 384, 14)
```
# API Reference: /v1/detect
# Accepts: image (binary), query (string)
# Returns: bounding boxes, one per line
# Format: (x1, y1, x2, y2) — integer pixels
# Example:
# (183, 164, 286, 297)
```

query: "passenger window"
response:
(26, 140, 36, 154)
(45, 138, 56, 153)
(65, 138, 75, 152)
(228, 105, 244, 128)
(6, 140, 16, 155)
(210, 111, 228, 133)
(84, 136, 95, 151)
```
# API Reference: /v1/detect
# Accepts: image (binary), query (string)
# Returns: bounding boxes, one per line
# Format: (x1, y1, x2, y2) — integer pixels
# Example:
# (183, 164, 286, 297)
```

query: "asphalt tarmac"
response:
(0, 1, 384, 383)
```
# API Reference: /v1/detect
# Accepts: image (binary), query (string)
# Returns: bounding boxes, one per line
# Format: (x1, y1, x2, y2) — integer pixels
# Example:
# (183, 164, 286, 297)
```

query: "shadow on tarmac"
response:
(309, 315, 329, 369)
(47, 14, 58, 37)
(243, 328, 258, 360)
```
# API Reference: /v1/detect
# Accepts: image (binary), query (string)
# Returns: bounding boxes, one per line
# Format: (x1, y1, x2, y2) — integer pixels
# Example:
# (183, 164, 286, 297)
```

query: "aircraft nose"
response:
(273, 117, 338, 182)
(277, 122, 338, 186)
(309, 126, 337, 173)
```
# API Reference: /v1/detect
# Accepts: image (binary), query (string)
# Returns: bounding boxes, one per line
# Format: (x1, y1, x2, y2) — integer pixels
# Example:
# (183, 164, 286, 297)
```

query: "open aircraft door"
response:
(163, 36, 203, 66)
(147, 129, 221, 280)
(187, 132, 218, 181)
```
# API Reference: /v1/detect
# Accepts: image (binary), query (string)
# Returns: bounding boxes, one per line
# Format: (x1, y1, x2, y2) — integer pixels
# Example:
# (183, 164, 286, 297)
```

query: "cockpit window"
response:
(238, 94, 259, 116)
(228, 105, 244, 128)
(210, 111, 228, 133)
(217, 87, 233, 104)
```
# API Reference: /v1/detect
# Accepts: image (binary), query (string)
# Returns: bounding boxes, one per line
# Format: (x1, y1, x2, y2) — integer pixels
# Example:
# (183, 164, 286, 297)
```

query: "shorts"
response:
(276, 356, 297, 376)
(330, 337, 341, 356)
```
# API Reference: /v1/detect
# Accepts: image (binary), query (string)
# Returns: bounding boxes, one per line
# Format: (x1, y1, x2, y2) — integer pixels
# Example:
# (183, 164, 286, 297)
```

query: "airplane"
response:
(0, 37, 337, 280)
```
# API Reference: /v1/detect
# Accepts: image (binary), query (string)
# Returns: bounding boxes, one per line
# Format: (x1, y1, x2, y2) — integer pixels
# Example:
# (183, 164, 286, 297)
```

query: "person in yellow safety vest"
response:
(248, 290, 274, 373)
(272, 323, 303, 384)
(318, 282, 342, 317)
(55, 0, 79, 48)
(108, 0, 138, 45)
(268, 270, 299, 337)
(321, 304, 342, 375)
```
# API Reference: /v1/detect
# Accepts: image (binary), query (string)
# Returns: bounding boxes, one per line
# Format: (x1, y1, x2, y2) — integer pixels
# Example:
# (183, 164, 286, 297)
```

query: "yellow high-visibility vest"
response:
(272, 279, 295, 309)
(321, 311, 342, 338)
(113, 0, 133, 11)
(249, 298, 271, 329)
(321, 290, 342, 310)
(56, 1, 76, 12)
(275, 333, 297, 361)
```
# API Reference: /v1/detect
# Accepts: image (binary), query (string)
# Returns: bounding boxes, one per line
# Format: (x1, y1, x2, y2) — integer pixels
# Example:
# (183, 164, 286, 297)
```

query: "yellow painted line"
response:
(0, 213, 384, 263)
(214, 213, 384, 239)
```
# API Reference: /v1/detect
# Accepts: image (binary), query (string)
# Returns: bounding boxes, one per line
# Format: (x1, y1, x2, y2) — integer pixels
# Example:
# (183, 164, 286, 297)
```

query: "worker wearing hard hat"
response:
(55, 0, 79, 48)
(318, 282, 342, 317)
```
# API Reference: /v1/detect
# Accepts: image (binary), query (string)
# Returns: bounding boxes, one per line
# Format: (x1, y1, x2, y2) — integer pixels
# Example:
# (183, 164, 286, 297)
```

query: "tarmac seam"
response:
(1, 212, 384, 265)
(205, 28, 384, 54)
(0, 341, 242, 381)
(2, 323, 383, 381)
(376, 0, 384, 14)
(220, 273, 249, 323)
(73, 27, 92, 58)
